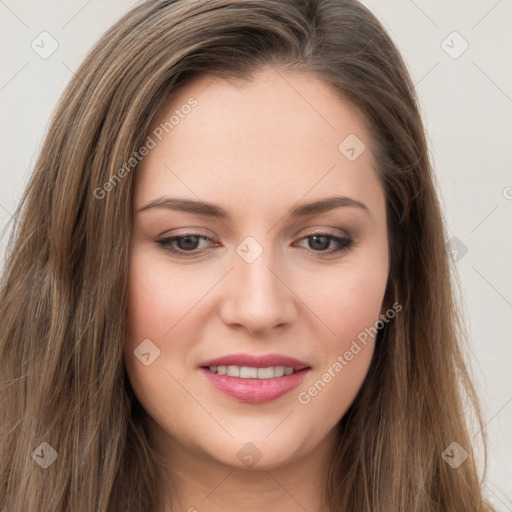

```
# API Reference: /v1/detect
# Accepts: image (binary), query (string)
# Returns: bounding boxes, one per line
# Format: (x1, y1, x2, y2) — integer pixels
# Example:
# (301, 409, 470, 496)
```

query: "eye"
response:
(155, 231, 354, 257)
(156, 234, 214, 255)
(294, 232, 354, 255)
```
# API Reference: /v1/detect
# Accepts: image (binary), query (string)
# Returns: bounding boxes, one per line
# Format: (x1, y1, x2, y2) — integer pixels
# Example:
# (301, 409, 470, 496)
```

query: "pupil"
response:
(310, 235, 329, 250)
(178, 235, 199, 250)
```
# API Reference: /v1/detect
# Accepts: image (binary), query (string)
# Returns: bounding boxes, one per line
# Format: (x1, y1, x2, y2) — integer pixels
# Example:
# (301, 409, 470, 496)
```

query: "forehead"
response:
(135, 67, 384, 221)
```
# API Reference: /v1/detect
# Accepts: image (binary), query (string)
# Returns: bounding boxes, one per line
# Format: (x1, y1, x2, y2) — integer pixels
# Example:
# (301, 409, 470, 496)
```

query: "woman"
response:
(0, 0, 494, 510)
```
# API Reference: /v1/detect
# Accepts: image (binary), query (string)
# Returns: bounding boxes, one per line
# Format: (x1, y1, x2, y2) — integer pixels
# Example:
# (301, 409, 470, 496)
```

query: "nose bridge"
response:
(221, 234, 295, 333)
(235, 237, 283, 304)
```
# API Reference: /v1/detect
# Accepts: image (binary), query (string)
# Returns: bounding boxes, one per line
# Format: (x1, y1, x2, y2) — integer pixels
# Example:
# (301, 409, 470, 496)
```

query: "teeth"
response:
(226, 365, 239, 377)
(206, 365, 297, 379)
(274, 366, 285, 377)
(240, 366, 258, 378)
(257, 367, 274, 379)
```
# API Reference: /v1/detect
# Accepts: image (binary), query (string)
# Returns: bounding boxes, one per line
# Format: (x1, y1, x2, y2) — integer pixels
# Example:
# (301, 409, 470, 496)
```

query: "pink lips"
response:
(198, 353, 311, 404)
(200, 353, 310, 370)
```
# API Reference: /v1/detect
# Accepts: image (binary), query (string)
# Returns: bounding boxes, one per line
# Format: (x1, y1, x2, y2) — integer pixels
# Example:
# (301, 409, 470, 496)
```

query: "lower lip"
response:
(200, 368, 310, 404)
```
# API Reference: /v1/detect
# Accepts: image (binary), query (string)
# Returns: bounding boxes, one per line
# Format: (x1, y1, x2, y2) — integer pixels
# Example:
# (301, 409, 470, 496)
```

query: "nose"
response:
(220, 247, 297, 336)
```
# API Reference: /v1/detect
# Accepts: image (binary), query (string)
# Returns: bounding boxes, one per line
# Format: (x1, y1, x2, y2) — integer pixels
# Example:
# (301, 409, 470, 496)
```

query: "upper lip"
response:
(199, 353, 310, 370)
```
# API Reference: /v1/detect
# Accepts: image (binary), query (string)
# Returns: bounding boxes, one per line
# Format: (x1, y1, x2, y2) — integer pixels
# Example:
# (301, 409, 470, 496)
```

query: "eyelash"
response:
(155, 231, 354, 258)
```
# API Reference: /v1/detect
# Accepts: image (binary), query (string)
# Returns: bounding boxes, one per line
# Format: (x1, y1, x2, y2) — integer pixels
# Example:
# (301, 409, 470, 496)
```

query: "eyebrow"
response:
(138, 195, 372, 221)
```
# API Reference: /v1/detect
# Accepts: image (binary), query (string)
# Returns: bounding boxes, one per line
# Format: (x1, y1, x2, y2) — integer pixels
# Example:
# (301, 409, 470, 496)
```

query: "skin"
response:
(124, 66, 390, 512)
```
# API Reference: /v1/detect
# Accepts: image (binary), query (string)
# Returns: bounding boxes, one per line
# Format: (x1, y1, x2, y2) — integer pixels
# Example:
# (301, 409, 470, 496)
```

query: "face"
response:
(124, 67, 389, 471)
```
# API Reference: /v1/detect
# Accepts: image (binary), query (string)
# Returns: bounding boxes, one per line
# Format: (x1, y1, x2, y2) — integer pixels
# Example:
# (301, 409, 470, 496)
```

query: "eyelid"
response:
(157, 226, 212, 238)
(295, 225, 348, 238)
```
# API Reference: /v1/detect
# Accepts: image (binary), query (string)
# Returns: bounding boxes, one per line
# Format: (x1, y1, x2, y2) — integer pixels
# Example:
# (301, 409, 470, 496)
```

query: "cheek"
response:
(125, 249, 204, 346)
(123, 249, 191, 382)
(295, 252, 389, 355)
(292, 257, 388, 413)
(123, 252, 202, 435)
(330, 275, 386, 346)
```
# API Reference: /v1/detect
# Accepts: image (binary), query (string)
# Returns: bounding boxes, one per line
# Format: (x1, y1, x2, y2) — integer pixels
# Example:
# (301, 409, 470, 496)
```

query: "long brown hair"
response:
(0, 0, 493, 510)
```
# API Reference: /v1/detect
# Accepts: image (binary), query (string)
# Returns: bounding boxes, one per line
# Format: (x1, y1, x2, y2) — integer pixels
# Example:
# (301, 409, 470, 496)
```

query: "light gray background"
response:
(1, 0, 511, 508)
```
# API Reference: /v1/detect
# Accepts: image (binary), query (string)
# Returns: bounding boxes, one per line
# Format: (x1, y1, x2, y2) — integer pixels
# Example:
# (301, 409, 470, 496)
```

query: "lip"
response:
(199, 353, 310, 370)
(198, 353, 311, 404)
(200, 367, 310, 404)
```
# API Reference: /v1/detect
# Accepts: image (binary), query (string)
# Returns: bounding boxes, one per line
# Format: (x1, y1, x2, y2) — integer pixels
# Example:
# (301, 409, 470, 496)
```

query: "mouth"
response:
(198, 353, 311, 404)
